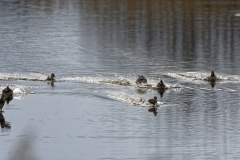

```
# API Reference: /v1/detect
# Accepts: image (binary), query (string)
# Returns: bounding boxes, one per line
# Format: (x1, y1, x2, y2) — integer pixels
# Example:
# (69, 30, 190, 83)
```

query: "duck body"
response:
(136, 75, 147, 85)
(45, 73, 56, 81)
(156, 80, 166, 89)
(2, 86, 13, 103)
(208, 71, 217, 81)
(2, 87, 13, 104)
(148, 96, 157, 105)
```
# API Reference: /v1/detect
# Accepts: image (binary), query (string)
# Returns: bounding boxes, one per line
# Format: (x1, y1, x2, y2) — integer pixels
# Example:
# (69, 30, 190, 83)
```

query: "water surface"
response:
(1, 0, 240, 159)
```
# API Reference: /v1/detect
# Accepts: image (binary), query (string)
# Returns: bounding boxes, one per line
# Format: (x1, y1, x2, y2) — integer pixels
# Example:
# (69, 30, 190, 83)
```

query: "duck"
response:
(148, 96, 157, 105)
(136, 75, 147, 85)
(209, 71, 217, 81)
(156, 80, 166, 89)
(46, 73, 55, 81)
(0, 94, 5, 112)
(2, 86, 13, 104)
(2, 86, 13, 98)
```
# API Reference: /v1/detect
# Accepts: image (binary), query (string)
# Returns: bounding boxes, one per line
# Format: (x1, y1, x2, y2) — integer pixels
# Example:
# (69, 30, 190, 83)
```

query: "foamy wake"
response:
(135, 83, 153, 88)
(105, 91, 166, 110)
(61, 76, 135, 86)
(151, 83, 182, 89)
(0, 73, 47, 81)
(168, 72, 239, 82)
(60, 76, 102, 84)
(62, 76, 182, 92)
(99, 78, 134, 86)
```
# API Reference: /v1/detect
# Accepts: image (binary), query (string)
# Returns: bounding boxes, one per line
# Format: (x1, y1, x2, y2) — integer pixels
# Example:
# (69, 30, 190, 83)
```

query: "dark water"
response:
(1, 0, 240, 159)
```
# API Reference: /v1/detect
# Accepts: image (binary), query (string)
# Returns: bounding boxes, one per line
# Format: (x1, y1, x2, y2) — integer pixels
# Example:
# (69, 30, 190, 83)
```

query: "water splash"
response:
(0, 84, 34, 99)
(0, 72, 47, 81)
(168, 83, 182, 88)
(105, 91, 166, 110)
(135, 83, 153, 88)
(168, 72, 239, 82)
(62, 75, 182, 93)
(151, 83, 182, 89)
(60, 76, 102, 84)
(13, 88, 34, 99)
(99, 76, 134, 86)
(61, 75, 136, 86)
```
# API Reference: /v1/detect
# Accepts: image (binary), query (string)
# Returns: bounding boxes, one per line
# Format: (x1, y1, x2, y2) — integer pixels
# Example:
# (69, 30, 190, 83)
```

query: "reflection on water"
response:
(47, 81, 54, 87)
(157, 89, 165, 98)
(0, 0, 240, 75)
(8, 128, 37, 160)
(147, 107, 158, 116)
(209, 81, 216, 88)
(136, 88, 147, 95)
(76, 0, 240, 73)
(0, 0, 240, 160)
(0, 113, 11, 129)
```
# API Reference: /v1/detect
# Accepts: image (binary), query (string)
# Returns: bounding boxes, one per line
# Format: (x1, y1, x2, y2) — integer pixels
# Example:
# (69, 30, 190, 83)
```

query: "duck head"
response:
(211, 71, 215, 77)
(139, 75, 144, 80)
(51, 73, 55, 78)
(160, 80, 164, 85)
(6, 86, 9, 91)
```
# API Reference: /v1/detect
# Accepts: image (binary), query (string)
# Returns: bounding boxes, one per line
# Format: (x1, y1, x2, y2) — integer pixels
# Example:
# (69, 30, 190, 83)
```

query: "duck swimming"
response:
(2, 86, 13, 99)
(156, 80, 166, 89)
(2, 86, 13, 104)
(136, 75, 147, 85)
(209, 71, 217, 81)
(46, 73, 55, 81)
(148, 96, 157, 105)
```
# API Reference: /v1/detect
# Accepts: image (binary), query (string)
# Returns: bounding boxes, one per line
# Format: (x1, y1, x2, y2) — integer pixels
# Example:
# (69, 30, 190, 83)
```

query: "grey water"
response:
(1, 0, 240, 159)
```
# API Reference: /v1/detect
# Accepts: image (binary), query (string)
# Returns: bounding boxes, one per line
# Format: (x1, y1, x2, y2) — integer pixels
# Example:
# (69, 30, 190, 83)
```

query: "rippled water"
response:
(1, 0, 240, 159)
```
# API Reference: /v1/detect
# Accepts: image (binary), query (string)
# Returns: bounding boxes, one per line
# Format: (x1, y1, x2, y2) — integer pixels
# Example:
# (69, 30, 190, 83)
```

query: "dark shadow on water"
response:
(8, 127, 38, 160)
(209, 81, 216, 89)
(5, 94, 13, 104)
(0, 112, 11, 129)
(156, 89, 165, 98)
(148, 107, 158, 116)
(136, 88, 147, 94)
(47, 81, 55, 87)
